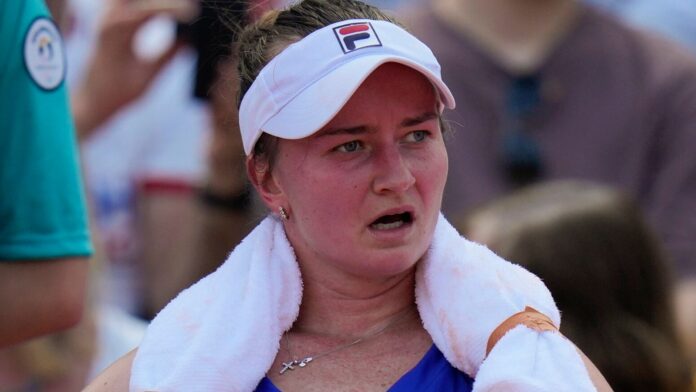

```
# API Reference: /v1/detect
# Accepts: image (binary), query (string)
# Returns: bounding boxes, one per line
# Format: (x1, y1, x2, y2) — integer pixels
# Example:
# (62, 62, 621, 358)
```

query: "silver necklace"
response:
(279, 308, 415, 375)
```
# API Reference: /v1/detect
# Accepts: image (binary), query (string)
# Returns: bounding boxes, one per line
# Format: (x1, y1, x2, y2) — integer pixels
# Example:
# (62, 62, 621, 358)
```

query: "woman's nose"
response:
(371, 147, 416, 195)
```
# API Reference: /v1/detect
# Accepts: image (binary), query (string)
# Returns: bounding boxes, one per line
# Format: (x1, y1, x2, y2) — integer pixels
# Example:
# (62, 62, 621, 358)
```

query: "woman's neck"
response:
(433, 0, 580, 73)
(291, 267, 418, 338)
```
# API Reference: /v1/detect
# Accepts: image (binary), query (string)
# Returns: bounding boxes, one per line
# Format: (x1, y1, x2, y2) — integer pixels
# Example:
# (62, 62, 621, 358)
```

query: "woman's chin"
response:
(350, 250, 424, 279)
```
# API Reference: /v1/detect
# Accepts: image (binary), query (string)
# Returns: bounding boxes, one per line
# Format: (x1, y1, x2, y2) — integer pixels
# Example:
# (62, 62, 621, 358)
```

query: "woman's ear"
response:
(246, 155, 284, 210)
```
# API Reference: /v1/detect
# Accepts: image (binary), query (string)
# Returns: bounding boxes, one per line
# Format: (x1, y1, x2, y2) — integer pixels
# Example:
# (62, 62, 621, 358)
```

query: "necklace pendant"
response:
(279, 360, 296, 374)
(298, 357, 312, 367)
(280, 358, 311, 375)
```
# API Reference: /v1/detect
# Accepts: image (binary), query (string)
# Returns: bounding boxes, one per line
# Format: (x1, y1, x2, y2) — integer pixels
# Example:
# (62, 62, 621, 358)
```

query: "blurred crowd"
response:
(1, 0, 695, 390)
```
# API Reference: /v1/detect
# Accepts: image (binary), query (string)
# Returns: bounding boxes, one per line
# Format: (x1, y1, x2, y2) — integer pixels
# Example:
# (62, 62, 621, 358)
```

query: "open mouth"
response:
(369, 212, 413, 230)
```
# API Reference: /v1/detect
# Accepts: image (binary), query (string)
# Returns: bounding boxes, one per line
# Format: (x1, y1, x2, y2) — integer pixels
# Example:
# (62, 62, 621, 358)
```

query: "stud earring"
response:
(279, 206, 289, 221)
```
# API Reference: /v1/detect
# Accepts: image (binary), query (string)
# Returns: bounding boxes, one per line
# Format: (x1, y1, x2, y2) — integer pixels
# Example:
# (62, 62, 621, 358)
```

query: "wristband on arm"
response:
(486, 306, 559, 356)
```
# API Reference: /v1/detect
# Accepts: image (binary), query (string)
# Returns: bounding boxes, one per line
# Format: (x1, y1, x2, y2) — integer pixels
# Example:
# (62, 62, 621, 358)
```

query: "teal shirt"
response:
(0, 0, 92, 259)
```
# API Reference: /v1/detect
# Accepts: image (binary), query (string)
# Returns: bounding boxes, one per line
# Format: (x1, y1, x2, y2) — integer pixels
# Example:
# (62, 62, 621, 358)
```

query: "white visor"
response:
(239, 19, 456, 155)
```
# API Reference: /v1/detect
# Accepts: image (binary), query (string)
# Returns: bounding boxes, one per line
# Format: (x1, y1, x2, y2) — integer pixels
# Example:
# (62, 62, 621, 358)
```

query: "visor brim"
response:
(260, 55, 456, 142)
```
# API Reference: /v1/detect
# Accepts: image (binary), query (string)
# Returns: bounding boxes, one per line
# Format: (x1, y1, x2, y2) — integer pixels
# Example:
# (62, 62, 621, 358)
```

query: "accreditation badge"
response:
(23, 17, 66, 91)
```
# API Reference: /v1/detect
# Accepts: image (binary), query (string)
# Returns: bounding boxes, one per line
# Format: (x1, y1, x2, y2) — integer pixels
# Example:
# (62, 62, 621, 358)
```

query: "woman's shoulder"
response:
(83, 349, 137, 391)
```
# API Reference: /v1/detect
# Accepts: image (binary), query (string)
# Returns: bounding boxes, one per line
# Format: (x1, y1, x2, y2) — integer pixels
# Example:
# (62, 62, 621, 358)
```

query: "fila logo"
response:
(333, 22, 382, 53)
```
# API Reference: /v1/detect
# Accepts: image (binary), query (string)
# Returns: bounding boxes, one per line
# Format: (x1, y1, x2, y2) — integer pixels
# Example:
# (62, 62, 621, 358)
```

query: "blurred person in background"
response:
(182, 54, 257, 286)
(0, 0, 222, 387)
(57, 0, 249, 319)
(142, 0, 274, 313)
(584, 0, 696, 55)
(134, 0, 297, 317)
(0, 0, 92, 347)
(459, 180, 694, 391)
(0, 251, 147, 391)
(400, 0, 696, 288)
(62, 0, 274, 321)
(64, 0, 206, 319)
(0, 0, 176, 386)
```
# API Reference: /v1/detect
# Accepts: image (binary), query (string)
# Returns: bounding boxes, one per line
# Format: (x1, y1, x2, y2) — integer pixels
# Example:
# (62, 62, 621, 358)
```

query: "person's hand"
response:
(72, 0, 197, 139)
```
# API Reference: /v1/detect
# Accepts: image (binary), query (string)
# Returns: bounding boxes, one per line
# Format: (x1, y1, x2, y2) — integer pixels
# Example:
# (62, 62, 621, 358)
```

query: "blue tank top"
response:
(255, 344, 474, 391)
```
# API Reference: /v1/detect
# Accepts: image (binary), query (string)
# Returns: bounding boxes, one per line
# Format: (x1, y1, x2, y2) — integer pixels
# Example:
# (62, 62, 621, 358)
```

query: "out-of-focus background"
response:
(1, 0, 695, 390)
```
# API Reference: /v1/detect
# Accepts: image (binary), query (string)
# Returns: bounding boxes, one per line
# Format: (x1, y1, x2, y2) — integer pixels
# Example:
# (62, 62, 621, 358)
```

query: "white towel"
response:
(131, 214, 596, 391)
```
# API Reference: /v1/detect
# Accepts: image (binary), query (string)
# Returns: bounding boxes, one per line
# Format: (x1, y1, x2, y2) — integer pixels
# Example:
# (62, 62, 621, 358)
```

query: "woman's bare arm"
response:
(83, 349, 137, 392)
(0, 257, 88, 347)
(577, 345, 613, 392)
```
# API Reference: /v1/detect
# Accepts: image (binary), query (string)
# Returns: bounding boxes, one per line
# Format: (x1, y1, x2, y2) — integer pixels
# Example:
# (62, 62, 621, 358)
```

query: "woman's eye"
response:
(407, 130, 429, 142)
(336, 140, 362, 153)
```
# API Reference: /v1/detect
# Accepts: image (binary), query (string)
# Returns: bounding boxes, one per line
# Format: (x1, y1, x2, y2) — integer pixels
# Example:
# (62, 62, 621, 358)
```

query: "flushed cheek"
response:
(413, 161, 446, 253)
(291, 171, 366, 229)
(416, 151, 448, 209)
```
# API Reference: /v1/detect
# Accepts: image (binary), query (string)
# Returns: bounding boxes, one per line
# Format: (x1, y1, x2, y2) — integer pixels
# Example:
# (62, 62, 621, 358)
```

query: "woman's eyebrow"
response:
(317, 112, 438, 137)
(317, 125, 370, 137)
(401, 111, 438, 127)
